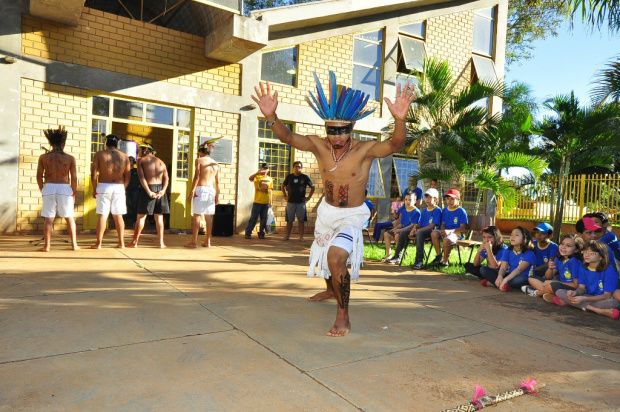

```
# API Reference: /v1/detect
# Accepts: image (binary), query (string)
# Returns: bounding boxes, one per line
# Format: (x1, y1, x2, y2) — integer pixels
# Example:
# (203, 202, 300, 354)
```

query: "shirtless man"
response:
(36, 126, 79, 251)
(185, 142, 219, 248)
(90, 135, 131, 249)
(128, 144, 170, 248)
(252, 73, 415, 337)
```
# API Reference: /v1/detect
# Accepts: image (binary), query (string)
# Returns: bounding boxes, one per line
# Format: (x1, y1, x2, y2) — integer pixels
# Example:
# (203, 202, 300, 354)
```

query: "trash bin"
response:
(212, 204, 234, 236)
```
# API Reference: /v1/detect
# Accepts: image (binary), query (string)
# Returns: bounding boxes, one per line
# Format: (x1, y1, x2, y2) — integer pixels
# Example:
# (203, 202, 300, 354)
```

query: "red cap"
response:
(445, 188, 461, 200)
(582, 217, 602, 231)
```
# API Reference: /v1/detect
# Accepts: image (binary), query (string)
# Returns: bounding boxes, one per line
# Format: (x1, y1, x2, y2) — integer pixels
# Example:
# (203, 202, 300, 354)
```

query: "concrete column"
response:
(0, 0, 29, 233)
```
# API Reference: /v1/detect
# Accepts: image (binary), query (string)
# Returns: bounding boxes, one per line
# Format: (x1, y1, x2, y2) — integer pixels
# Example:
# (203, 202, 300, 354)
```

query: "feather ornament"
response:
(306, 71, 375, 122)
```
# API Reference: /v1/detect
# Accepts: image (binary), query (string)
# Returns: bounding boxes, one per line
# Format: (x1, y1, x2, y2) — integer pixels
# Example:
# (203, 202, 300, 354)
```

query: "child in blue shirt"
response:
(410, 188, 442, 270)
(480, 226, 536, 292)
(430, 188, 468, 268)
(383, 193, 421, 264)
(464, 226, 507, 279)
(553, 240, 619, 319)
(531, 222, 558, 277)
(523, 233, 583, 298)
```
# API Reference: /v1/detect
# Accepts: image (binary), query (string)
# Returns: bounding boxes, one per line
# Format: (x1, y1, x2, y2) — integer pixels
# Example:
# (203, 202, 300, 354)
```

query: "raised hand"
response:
(251, 82, 278, 118)
(384, 82, 417, 121)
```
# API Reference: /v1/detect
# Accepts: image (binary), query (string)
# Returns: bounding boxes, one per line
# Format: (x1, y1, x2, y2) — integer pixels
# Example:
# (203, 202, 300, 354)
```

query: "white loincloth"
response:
(308, 199, 370, 281)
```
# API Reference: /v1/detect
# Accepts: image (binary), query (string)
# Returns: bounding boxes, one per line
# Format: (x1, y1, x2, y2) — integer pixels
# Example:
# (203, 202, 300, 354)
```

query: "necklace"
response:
(329, 139, 353, 172)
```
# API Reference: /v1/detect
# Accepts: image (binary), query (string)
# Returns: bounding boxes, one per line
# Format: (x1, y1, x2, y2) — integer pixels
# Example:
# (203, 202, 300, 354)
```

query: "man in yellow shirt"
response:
(244, 163, 273, 239)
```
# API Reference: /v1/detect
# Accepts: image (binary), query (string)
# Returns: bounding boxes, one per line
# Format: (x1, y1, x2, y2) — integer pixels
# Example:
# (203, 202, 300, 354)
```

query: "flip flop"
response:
(612, 308, 619, 319)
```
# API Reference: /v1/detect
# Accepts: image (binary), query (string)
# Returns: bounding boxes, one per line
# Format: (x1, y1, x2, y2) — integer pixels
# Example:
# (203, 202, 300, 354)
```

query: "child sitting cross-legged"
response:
(463, 226, 507, 279)
(522, 233, 583, 298)
(552, 240, 619, 319)
(480, 226, 536, 292)
(531, 222, 558, 277)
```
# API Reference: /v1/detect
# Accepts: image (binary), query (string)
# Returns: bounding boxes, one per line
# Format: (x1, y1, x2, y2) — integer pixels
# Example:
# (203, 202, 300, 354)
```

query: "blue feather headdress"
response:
(306, 71, 375, 122)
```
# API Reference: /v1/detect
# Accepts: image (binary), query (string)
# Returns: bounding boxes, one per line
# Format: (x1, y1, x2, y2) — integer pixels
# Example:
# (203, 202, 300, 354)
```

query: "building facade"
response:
(0, 0, 507, 234)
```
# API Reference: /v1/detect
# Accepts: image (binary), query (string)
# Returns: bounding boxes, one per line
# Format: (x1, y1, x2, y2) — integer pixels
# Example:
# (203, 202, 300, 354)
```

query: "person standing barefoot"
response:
(127, 143, 170, 248)
(184, 142, 219, 248)
(252, 72, 416, 337)
(36, 126, 79, 251)
(90, 135, 130, 249)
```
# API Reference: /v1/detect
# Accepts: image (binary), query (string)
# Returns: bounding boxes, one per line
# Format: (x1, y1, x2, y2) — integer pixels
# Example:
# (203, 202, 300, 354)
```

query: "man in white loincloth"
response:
(90, 134, 131, 249)
(36, 126, 79, 251)
(185, 142, 220, 248)
(252, 72, 415, 337)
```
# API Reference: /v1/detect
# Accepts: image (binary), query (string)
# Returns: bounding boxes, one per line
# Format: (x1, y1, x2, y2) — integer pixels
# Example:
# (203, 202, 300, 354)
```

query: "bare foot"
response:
(127, 240, 138, 248)
(159, 244, 167, 249)
(327, 319, 351, 337)
(299, 237, 305, 242)
(39, 247, 50, 252)
(90, 244, 101, 249)
(71, 244, 80, 251)
(201, 241, 210, 247)
(308, 290, 335, 301)
(587, 306, 619, 319)
(184, 242, 197, 248)
(116, 243, 125, 249)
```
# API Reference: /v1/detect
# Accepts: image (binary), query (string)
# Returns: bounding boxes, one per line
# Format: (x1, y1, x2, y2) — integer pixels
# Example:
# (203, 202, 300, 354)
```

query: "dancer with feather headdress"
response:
(252, 72, 416, 337)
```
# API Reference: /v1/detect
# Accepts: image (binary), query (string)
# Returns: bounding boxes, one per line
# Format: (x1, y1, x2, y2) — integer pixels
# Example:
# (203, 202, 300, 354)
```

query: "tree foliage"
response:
(243, 0, 317, 15)
(565, 0, 620, 34)
(507, 0, 567, 65)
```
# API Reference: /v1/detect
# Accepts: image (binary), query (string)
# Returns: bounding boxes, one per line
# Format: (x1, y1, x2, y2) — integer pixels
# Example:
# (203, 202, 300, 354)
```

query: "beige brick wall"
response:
(269, 34, 382, 119)
(22, 8, 241, 95)
(18, 79, 89, 233)
(426, 10, 475, 91)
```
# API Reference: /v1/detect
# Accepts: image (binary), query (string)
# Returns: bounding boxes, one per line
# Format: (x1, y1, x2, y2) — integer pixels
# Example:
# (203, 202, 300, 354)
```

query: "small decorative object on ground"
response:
(441, 379, 539, 412)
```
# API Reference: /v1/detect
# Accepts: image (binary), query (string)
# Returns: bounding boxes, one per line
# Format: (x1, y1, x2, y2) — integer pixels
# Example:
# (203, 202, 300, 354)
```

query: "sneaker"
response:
(411, 261, 424, 270)
(244, 235, 252, 239)
(388, 257, 401, 265)
(463, 272, 478, 279)
(552, 296, 565, 307)
(521, 285, 538, 297)
(430, 255, 442, 266)
(380, 255, 393, 263)
(258, 233, 265, 239)
(480, 279, 489, 287)
(542, 293, 555, 303)
(500, 284, 513, 292)
(438, 261, 449, 267)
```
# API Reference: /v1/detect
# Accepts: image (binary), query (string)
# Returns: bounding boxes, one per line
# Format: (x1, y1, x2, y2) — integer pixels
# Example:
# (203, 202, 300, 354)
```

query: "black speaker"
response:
(213, 204, 235, 236)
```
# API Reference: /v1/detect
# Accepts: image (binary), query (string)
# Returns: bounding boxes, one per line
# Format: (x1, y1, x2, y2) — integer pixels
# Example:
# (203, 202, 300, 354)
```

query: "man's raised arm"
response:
(252, 82, 317, 153)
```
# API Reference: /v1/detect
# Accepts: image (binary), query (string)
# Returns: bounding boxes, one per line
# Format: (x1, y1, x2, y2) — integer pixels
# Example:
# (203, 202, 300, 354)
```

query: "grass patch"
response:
(363, 241, 479, 276)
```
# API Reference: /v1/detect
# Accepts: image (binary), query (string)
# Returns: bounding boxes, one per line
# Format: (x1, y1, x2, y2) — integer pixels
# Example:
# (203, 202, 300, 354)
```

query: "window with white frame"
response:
(261, 47, 298, 87)
(352, 30, 384, 101)
(473, 7, 496, 57)
(352, 132, 385, 197)
(258, 119, 294, 189)
(392, 157, 420, 197)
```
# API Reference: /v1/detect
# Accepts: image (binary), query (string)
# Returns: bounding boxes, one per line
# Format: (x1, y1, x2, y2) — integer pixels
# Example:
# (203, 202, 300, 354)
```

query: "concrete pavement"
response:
(0, 233, 619, 411)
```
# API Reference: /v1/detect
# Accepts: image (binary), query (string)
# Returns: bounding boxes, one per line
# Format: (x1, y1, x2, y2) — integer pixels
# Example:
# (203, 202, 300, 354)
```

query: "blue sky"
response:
(505, 19, 619, 118)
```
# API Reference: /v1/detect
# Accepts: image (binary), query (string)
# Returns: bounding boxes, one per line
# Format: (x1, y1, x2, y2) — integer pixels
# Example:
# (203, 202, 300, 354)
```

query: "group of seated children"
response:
(467, 215, 619, 319)
(374, 187, 468, 269)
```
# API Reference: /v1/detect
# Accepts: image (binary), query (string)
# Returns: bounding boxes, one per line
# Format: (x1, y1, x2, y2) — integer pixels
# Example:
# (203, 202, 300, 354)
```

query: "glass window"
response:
(113, 99, 143, 121)
(177, 109, 191, 129)
(473, 7, 495, 56)
(258, 119, 294, 188)
(399, 21, 425, 39)
(472, 55, 497, 82)
(366, 159, 385, 198)
(393, 157, 419, 195)
(146, 104, 174, 126)
(261, 47, 298, 87)
(91, 119, 107, 161)
(398, 35, 426, 73)
(353, 29, 384, 101)
(352, 131, 378, 142)
(176, 131, 190, 179)
(92, 95, 109, 116)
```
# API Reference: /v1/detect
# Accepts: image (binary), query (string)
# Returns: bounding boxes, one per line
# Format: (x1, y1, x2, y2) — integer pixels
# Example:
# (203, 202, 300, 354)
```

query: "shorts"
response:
(443, 232, 459, 245)
(96, 183, 127, 215)
(285, 202, 307, 223)
(192, 186, 216, 215)
(330, 227, 354, 254)
(41, 183, 74, 218)
(137, 184, 170, 215)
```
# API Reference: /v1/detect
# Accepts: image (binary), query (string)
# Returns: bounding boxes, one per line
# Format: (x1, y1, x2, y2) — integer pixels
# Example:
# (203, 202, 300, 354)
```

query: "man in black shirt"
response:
(281, 161, 315, 241)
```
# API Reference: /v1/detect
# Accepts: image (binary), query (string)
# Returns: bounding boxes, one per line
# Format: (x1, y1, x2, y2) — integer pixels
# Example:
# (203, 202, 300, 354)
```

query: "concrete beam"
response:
(205, 14, 268, 63)
(30, 0, 85, 26)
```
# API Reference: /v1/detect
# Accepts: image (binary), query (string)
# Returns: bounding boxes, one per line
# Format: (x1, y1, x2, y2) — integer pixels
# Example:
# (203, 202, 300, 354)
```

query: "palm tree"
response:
(535, 92, 620, 235)
(591, 54, 620, 108)
(402, 58, 545, 215)
(564, 0, 620, 34)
